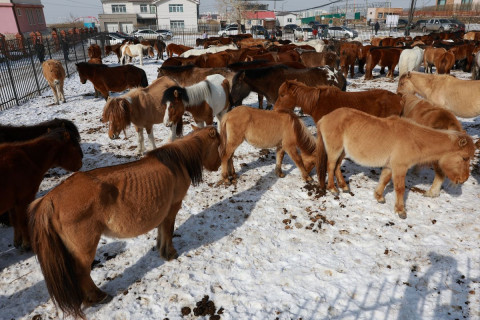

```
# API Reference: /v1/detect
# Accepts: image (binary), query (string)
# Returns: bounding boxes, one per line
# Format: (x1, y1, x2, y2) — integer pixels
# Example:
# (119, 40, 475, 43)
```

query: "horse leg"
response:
(56, 82, 66, 103)
(258, 94, 264, 109)
(10, 204, 31, 250)
(136, 127, 145, 155)
(425, 163, 444, 198)
(275, 146, 286, 178)
(374, 167, 392, 204)
(284, 144, 312, 182)
(220, 140, 240, 184)
(49, 83, 59, 105)
(139, 53, 143, 66)
(392, 167, 408, 219)
(333, 152, 349, 192)
(156, 201, 182, 260)
(349, 63, 355, 78)
(146, 127, 156, 150)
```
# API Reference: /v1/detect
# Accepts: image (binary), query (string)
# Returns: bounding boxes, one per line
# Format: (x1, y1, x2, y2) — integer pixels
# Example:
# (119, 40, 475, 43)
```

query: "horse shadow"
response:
(91, 165, 287, 310)
(0, 227, 35, 270)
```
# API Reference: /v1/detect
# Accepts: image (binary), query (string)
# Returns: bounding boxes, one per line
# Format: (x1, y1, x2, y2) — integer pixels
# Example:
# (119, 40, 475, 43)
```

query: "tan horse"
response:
(101, 76, 178, 154)
(401, 93, 464, 197)
(274, 80, 403, 123)
(42, 59, 66, 105)
(316, 108, 475, 219)
(30, 126, 221, 319)
(397, 71, 480, 118)
(423, 47, 446, 73)
(218, 106, 316, 184)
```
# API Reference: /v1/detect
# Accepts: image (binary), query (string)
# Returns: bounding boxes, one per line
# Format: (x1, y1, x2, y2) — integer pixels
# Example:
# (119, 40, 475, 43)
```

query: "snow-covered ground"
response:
(1, 52, 479, 320)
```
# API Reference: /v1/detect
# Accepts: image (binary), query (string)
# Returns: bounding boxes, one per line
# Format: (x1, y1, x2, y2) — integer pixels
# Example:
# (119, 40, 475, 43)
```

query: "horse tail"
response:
(140, 69, 149, 87)
(315, 124, 327, 191)
(218, 113, 228, 158)
(291, 114, 316, 156)
(30, 196, 85, 319)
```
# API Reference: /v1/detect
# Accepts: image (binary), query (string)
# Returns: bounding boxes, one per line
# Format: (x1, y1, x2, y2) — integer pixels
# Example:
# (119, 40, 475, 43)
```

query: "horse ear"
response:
(406, 71, 411, 78)
(458, 137, 468, 148)
(174, 90, 179, 98)
(208, 127, 217, 138)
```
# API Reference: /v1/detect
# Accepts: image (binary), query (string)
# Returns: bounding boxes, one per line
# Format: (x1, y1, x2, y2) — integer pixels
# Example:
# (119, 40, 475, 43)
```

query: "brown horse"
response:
(230, 65, 347, 108)
(105, 43, 122, 63)
(423, 47, 447, 73)
(42, 59, 66, 105)
(166, 43, 193, 58)
(435, 50, 455, 74)
(87, 44, 101, 59)
(401, 93, 465, 197)
(219, 106, 316, 184)
(154, 38, 166, 60)
(300, 51, 338, 69)
(30, 126, 221, 319)
(316, 108, 475, 219)
(1, 128, 83, 249)
(76, 62, 148, 99)
(101, 76, 178, 154)
(161, 74, 230, 140)
(158, 64, 236, 87)
(397, 71, 480, 118)
(364, 47, 403, 80)
(274, 80, 403, 124)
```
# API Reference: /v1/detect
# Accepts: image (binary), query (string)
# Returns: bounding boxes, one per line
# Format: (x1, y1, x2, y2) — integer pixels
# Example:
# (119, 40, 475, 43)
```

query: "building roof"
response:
(242, 11, 276, 20)
(275, 11, 297, 16)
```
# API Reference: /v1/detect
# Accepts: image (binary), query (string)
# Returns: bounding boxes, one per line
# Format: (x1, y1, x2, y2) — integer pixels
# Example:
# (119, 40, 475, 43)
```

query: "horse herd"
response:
(2, 31, 480, 318)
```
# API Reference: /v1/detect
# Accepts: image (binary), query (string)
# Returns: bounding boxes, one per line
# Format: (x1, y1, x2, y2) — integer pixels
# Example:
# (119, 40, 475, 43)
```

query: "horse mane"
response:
(159, 64, 196, 72)
(227, 60, 270, 69)
(102, 98, 132, 131)
(289, 81, 339, 107)
(281, 110, 316, 155)
(0, 118, 80, 143)
(184, 80, 211, 106)
(146, 133, 206, 186)
(240, 64, 288, 80)
(162, 86, 189, 105)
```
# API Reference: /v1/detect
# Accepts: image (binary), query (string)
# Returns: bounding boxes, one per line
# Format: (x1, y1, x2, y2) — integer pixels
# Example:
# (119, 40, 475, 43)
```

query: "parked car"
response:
(251, 25, 267, 36)
(105, 33, 130, 44)
(155, 29, 173, 40)
(327, 26, 358, 39)
(294, 26, 314, 41)
(422, 19, 457, 32)
(449, 19, 465, 32)
(132, 29, 159, 40)
(308, 21, 328, 30)
(283, 24, 298, 33)
(218, 24, 242, 37)
(396, 19, 409, 29)
(411, 19, 428, 30)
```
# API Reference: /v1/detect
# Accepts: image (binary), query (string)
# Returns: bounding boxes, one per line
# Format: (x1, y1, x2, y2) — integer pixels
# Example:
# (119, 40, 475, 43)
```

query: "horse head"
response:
(274, 80, 299, 111)
(438, 133, 475, 184)
(162, 86, 187, 127)
(192, 125, 221, 172)
(75, 63, 88, 84)
(397, 71, 415, 94)
(101, 97, 132, 139)
(51, 128, 83, 171)
(230, 71, 251, 106)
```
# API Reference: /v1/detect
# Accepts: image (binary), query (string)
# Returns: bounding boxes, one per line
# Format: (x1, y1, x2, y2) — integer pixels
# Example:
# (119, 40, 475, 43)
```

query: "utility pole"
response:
(406, 0, 416, 36)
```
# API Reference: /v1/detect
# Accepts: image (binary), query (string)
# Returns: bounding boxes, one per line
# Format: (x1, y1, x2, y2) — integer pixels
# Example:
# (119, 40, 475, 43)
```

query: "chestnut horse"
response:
(76, 62, 148, 99)
(1, 128, 83, 249)
(166, 43, 193, 58)
(397, 71, 480, 118)
(157, 64, 236, 87)
(101, 76, 178, 154)
(30, 126, 221, 319)
(423, 47, 446, 73)
(87, 44, 101, 59)
(316, 108, 475, 219)
(274, 80, 403, 124)
(42, 59, 66, 105)
(364, 47, 403, 80)
(219, 106, 316, 183)
(401, 93, 464, 197)
(161, 74, 230, 140)
(105, 43, 122, 63)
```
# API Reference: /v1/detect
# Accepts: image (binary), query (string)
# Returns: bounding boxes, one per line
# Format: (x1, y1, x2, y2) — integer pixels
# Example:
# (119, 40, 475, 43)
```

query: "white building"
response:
(99, 0, 198, 33)
(275, 11, 297, 27)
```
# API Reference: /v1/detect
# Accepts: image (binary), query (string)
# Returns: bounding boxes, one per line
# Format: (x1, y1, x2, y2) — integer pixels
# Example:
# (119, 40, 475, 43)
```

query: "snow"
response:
(1, 53, 480, 320)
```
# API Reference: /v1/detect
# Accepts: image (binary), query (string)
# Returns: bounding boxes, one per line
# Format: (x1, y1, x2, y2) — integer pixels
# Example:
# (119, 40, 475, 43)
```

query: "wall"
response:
(156, 0, 198, 28)
(0, 4, 18, 34)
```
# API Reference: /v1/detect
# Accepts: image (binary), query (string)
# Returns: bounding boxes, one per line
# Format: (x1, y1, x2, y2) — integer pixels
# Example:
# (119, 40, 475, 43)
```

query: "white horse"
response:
(162, 74, 230, 140)
(398, 46, 424, 76)
(120, 43, 153, 66)
(294, 39, 326, 53)
(180, 44, 237, 58)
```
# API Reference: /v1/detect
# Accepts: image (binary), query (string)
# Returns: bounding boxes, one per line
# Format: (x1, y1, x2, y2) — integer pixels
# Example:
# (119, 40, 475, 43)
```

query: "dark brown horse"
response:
(76, 62, 148, 99)
(157, 64, 236, 87)
(30, 127, 221, 319)
(230, 65, 347, 108)
(1, 128, 83, 250)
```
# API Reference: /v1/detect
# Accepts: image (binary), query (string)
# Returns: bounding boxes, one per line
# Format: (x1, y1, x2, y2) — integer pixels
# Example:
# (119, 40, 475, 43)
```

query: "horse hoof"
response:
(424, 190, 439, 198)
(328, 188, 339, 196)
(397, 212, 407, 219)
(99, 294, 113, 305)
(341, 186, 350, 192)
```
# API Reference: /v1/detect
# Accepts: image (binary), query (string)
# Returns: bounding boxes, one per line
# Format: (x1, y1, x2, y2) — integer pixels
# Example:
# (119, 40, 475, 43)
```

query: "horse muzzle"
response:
(109, 133, 120, 140)
(164, 121, 173, 127)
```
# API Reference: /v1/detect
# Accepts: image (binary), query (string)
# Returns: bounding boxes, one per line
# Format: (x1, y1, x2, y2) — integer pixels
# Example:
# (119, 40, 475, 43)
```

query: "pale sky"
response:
(42, 0, 430, 24)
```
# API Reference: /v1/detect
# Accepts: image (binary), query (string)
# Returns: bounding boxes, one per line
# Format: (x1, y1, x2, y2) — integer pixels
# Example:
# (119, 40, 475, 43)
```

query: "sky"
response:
(41, 0, 428, 24)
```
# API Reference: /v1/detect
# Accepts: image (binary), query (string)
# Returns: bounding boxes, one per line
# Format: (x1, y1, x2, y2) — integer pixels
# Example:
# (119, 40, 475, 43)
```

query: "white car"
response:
(218, 25, 239, 37)
(294, 26, 314, 41)
(132, 29, 159, 40)
(327, 26, 358, 39)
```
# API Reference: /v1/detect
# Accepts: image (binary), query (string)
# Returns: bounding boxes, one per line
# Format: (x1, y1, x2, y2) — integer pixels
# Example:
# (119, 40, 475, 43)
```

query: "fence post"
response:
(26, 38, 42, 96)
(79, 31, 87, 62)
(1, 36, 20, 106)
(45, 37, 52, 59)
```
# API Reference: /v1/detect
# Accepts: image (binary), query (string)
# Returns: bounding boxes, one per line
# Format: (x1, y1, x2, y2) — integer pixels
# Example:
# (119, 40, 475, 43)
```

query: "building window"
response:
(377, 13, 383, 18)
(150, 5, 156, 14)
(16, 8, 21, 16)
(461, 0, 471, 3)
(170, 20, 184, 29)
(437, 0, 446, 5)
(287, 18, 292, 22)
(112, 5, 126, 13)
(36, 9, 44, 24)
(27, 9, 35, 25)
(169, 4, 183, 13)
(140, 4, 147, 13)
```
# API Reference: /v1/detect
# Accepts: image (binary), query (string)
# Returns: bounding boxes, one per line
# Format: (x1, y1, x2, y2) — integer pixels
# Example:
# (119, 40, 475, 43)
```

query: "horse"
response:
(316, 108, 475, 219)
(87, 44, 101, 59)
(42, 59, 66, 105)
(76, 62, 148, 99)
(401, 93, 465, 197)
(472, 51, 480, 80)
(161, 74, 230, 140)
(397, 71, 480, 118)
(364, 47, 403, 80)
(435, 50, 455, 74)
(339, 42, 361, 78)
(0, 128, 83, 250)
(0, 118, 80, 143)
(105, 43, 122, 63)
(300, 51, 338, 69)
(423, 47, 446, 73)
(218, 106, 316, 184)
(398, 46, 424, 76)
(274, 79, 403, 124)
(230, 65, 347, 109)
(157, 64, 236, 87)
(101, 76, 178, 154)
(121, 43, 154, 65)
(154, 39, 166, 60)
(29, 126, 221, 319)
(166, 43, 193, 58)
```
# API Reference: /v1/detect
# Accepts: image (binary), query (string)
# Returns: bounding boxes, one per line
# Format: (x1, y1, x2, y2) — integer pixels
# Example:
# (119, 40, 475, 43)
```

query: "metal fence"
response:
(0, 32, 107, 111)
